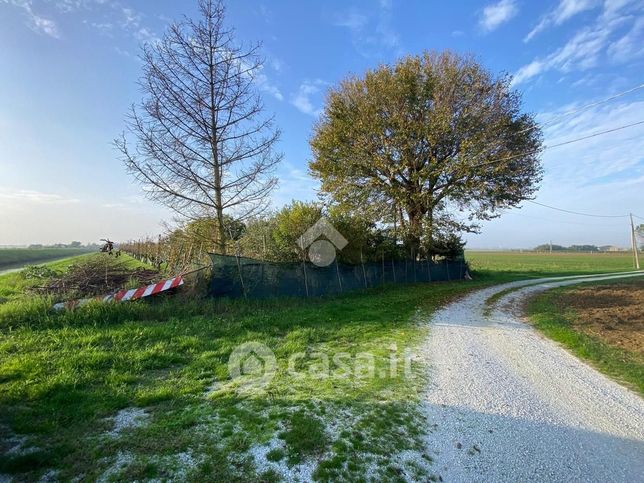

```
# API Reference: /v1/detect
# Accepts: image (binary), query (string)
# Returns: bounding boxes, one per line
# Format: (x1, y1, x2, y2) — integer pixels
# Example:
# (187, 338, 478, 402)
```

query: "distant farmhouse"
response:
(598, 245, 624, 252)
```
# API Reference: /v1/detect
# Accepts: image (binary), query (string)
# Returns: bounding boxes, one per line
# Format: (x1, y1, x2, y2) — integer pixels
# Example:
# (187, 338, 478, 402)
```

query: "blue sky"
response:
(1, 0, 643, 248)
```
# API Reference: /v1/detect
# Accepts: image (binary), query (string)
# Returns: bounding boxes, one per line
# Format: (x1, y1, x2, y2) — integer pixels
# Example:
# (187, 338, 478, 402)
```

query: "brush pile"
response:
(26, 255, 159, 299)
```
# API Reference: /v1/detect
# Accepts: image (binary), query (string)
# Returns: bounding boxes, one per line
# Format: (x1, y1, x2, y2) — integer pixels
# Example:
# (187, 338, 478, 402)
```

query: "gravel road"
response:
(421, 272, 644, 483)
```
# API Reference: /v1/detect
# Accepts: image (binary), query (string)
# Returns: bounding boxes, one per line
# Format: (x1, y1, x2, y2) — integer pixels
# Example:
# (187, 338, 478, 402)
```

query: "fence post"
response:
(391, 259, 396, 283)
(445, 258, 451, 281)
(335, 257, 343, 293)
(235, 249, 247, 299)
(360, 250, 368, 289)
(405, 258, 408, 282)
(156, 235, 161, 269)
(302, 256, 310, 297)
(426, 257, 431, 282)
(411, 247, 417, 282)
(381, 252, 385, 285)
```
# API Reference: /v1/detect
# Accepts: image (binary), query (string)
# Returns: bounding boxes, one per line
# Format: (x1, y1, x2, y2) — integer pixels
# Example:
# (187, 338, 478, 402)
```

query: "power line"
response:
(546, 120, 644, 149)
(471, 119, 644, 170)
(471, 83, 644, 162)
(525, 200, 628, 218)
(527, 83, 644, 134)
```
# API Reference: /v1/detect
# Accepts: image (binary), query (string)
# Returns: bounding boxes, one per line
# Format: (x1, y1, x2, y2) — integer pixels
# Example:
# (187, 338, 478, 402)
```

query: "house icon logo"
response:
(298, 218, 348, 267)
(228, 342, 277, 393)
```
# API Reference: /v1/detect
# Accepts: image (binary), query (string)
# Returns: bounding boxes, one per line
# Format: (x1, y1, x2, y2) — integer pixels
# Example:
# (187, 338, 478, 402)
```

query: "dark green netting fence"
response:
(209, 254, 468, 299)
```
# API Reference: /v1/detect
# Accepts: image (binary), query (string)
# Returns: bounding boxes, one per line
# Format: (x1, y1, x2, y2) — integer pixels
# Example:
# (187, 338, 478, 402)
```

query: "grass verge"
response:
(3, 251, 632, 481)
(525, 279, 643, 395)
(0, 256, 493, 481)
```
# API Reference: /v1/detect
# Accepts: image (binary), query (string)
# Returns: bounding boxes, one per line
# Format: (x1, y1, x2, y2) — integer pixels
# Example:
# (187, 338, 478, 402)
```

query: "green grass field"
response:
(0, 248, 92, 271)
(466, 250, 636, 278)
(0, 250, 639, 481)
(0, 254, 494, 481)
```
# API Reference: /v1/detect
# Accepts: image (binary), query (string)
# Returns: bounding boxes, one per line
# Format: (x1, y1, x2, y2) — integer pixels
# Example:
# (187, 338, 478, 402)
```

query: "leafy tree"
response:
(239, 216, 279, 260)
(272, 201, 323, 261)
(116, 0, 281, 255)
(238, 202, 379, 263)
(183, 216, 245, 252)
(310, 51, 543, 252)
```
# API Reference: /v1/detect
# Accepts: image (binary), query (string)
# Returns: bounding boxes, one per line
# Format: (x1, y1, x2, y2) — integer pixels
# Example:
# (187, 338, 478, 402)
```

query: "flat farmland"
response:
(466, 250, 637, 278)
(0, 248, 92, 271)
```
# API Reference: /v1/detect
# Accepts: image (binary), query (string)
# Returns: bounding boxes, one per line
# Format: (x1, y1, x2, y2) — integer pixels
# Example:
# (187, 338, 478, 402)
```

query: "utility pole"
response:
(630, 213, 640, 270)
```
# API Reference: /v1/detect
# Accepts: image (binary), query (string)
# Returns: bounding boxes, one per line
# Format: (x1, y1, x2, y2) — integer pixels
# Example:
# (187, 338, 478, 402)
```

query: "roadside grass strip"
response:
(0, 279, 485, 481)
(526, 280, 644, 395)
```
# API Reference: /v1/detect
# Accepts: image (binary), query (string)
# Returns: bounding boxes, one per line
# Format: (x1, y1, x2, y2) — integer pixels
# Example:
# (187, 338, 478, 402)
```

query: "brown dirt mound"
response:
(554, 279, 644, 355)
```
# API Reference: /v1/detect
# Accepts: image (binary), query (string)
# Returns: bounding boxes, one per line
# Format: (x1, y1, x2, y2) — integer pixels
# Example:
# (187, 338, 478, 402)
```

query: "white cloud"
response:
(479, 0, 519, 32)
(607, 16, 644, 62)
(540, 99, 644, 183)
(466, 97, 644, 248)
(290, 80, 327, 117)
(3, 0, 61, 38)
(512, 11, 635, 85)
(270, 163, 319, 208)
(0, 189, 80, 205)
(333, 1, 401, 57)
(255, 71, 283, 101)
(334, 10, 368, 30)
(512, 60, 546, 85)
(525, 0, 600, 42)
(30, 14, 60, 37)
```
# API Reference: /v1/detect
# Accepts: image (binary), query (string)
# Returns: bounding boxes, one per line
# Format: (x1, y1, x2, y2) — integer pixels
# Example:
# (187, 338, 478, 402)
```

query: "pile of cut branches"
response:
(27, 255, 159, 299)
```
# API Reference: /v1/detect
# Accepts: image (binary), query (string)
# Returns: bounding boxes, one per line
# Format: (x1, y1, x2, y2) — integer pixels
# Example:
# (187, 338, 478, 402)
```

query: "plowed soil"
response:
(553, 279, 644, 356)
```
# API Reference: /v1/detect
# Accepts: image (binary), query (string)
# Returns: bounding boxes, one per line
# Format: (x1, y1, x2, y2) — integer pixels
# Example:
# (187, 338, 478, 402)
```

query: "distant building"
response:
(598, 245, 623, 252)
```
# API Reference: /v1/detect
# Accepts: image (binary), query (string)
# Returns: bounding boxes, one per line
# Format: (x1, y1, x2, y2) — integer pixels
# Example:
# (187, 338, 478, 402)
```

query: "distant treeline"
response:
(533, 244, 625, 252)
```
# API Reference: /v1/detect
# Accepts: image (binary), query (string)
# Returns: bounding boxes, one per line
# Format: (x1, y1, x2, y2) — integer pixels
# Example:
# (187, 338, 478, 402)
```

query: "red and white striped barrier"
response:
(53, 275, 184, 311)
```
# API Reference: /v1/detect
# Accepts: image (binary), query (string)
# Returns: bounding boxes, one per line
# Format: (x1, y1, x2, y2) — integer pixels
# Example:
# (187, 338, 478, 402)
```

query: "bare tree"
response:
(116, 0, 282, 254)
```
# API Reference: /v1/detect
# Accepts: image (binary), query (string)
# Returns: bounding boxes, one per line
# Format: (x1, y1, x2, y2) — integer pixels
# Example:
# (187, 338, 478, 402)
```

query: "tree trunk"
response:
(406, 209, 423, 259)
(216, 205, 227, 255)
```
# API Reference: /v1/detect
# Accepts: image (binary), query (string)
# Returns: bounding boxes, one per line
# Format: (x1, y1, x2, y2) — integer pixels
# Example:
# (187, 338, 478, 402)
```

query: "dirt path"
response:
(421, 272, 644, 483)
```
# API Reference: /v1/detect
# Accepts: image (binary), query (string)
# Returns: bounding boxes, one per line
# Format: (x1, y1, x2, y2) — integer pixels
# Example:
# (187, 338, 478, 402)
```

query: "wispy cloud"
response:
(539, 98, 644, 184)
(0, 189, 80, 205)
(479, 0, 518, 33)
(513, 26, 611, 84)
(334, 10, 367, 30)
(290, 79, 327, 117)
(525, 0, 600, 42)
(512, 4, 640, 86)
(607, 16, 644, 63)
(31, 13, 59, 37)
(333, 1, 401, 58)
(255, 66, 284, 101)
(271, 163, 320, 207)
(3, 0, 61, 38)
